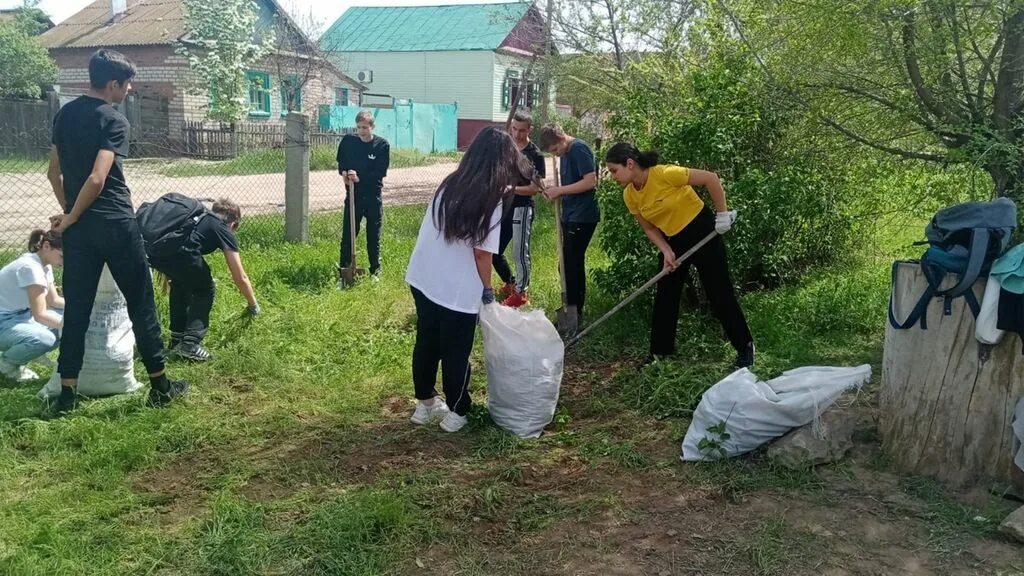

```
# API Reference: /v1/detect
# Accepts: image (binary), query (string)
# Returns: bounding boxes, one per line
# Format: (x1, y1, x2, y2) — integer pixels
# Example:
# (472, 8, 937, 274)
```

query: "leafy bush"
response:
(595, 44, 856, 293)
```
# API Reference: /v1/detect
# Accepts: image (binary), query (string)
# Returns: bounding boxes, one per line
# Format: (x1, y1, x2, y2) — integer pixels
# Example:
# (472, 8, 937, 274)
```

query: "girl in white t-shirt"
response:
(0, 230, 64, 382)
(405, 126, 532, 432)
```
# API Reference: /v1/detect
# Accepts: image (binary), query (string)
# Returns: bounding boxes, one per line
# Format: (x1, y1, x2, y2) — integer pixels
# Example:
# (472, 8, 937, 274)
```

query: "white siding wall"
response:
(333, 51, 494, 119)
(490, 52, 533, 122)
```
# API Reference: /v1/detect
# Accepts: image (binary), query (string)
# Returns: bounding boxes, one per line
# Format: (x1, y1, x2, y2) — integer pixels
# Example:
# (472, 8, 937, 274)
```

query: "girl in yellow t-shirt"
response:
(604, 142, 754, 368)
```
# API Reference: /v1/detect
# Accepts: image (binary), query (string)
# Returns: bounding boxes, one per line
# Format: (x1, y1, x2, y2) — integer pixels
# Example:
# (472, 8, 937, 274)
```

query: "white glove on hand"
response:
(715, 210, 737, 234)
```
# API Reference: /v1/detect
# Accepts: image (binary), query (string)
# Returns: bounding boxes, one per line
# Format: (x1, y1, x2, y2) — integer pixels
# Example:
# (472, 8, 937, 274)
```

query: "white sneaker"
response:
(410, 399, 450, 425)
(0, 359, 39, 382)
(439, 411, 468, 433)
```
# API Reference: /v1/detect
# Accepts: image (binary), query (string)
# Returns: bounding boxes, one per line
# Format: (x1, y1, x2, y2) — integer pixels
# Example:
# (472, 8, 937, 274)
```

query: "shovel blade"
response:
(556, 306, 579, 337)
(339, 267, 366, 286)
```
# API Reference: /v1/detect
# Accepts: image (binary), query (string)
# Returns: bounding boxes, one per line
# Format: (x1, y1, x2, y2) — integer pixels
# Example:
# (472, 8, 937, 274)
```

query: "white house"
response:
(321, 2, 547, 148)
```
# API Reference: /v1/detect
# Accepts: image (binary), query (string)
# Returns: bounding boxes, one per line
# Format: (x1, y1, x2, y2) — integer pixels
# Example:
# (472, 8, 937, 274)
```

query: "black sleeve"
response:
(375, 139, 390, 180)
(100, 112, 130, 157)
(529, 144, 546, 178)
(51, 109, 62, 146)
(337, 135, 351, 174)
(215, 220, 240, 252)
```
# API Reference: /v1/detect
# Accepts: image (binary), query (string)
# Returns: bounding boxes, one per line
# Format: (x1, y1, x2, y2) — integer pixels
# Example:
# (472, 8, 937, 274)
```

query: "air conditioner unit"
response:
(356, 70, 373, 83)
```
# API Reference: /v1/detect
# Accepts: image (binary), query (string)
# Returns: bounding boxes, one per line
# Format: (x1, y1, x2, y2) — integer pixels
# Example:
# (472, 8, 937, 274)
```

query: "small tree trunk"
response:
(882, 262, 1024, 491)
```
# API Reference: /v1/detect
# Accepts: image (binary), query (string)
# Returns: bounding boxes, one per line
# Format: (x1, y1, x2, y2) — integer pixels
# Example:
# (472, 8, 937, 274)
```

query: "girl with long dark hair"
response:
(604, 143, 755, 368)
(405, 127, 532, 432)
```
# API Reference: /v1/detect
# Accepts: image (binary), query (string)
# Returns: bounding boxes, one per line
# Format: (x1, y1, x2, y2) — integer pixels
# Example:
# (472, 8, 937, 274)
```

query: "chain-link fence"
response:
(0, 94, 460, 267)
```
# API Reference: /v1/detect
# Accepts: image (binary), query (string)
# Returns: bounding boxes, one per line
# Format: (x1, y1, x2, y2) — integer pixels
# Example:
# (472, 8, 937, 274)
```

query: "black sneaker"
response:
(734, 343, 756, 369)
(173, 342, 213, 363)
(169, 332, 183, 350)
(50, 389, 79, 415)
(147, 379, 190, 408)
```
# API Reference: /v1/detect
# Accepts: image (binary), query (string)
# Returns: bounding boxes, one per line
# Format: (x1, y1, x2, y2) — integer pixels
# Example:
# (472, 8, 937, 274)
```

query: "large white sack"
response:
(681, 365, 872, 461)
(1013, 397, 1024, 473)
(479, 303, 564, 438)
(38, 265, 144, 398)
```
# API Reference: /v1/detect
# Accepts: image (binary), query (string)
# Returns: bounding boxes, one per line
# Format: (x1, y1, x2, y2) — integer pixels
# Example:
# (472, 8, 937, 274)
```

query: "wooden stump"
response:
(882, 261, 1024, 490)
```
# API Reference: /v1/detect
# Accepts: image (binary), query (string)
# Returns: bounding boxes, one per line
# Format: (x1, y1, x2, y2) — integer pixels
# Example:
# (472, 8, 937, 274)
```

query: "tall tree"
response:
(722, 0, 1024, 199)
(0, 2, 57, 99)
(177, 0, 275, 122)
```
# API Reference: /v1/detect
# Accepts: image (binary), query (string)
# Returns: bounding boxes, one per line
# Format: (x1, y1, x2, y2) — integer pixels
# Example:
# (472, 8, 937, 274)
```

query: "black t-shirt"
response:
(559, 139, 600, 224)
(512, 141, 547, 208)
(336, 134, 390, 194)
(51, 96, 134, 223)
(193, 215, 240, 256)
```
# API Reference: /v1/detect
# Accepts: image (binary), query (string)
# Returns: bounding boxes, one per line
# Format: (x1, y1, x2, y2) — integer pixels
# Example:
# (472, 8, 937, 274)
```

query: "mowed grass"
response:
(157, 146, 462, 178)
(0, 203, 1017, 575)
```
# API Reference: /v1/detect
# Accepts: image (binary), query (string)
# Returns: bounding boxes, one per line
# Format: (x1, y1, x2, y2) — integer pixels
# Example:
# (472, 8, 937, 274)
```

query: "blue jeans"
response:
(0, 309, 61, 366)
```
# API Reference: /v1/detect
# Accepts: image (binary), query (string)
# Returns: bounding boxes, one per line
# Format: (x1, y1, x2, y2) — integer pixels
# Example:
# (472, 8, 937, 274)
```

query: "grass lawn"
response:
(0, 203, 1020, 575)
(0, 156, 48, 174)
(157, 146, 462, 178)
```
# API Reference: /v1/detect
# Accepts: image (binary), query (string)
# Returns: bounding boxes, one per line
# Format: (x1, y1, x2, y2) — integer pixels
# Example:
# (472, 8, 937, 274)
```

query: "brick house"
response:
(40, 0, 364, 145)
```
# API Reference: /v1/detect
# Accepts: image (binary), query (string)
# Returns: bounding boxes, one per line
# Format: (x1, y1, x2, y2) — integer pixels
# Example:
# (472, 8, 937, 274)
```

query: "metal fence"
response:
(0, 95, 461, 269)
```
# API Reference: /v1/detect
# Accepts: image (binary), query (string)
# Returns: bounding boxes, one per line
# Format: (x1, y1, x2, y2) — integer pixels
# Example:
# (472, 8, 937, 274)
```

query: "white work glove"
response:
(715, 210, 737, 234)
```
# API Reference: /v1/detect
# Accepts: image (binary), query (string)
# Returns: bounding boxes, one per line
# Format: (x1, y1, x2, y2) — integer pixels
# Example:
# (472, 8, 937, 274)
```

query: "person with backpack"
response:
(338, 110, 390, 281)
(493, 111, 546, 307)
(0, 230, 64, 382)
(537, 124, 600, 320)
(405, 126, 531, 433)
(139, 196, 258, 362)
(47, 49, 189, 413)
(603, 143, 755, 368)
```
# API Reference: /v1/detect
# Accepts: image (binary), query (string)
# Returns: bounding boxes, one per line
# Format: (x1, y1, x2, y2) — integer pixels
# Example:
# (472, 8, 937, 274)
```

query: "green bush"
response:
(595, 45, 855, 293)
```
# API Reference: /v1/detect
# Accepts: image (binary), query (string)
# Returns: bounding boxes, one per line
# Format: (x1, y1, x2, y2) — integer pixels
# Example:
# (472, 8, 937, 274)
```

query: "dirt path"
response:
(0, 162, 461, 246)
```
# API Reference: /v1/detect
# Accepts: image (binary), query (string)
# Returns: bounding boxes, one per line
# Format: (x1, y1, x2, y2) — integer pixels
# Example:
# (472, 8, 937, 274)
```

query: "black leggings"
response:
(561, 222, 597, 314)
(411, 287, 477, 416)
(650, 209, 753, 356)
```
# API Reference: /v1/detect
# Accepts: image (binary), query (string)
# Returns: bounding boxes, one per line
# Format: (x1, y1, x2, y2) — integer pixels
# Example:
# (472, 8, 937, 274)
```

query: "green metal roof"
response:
(320, 2, 532, 52)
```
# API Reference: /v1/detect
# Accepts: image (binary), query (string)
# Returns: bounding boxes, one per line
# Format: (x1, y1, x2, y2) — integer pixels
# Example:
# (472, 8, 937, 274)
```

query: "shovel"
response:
(565, 229, 720, 349)
(339, 177, 365, 285)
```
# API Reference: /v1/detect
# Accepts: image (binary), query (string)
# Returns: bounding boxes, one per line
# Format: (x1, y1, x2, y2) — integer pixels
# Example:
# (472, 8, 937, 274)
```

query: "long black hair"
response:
(604, 142, 660, 169)
(432, 126, 531, 244)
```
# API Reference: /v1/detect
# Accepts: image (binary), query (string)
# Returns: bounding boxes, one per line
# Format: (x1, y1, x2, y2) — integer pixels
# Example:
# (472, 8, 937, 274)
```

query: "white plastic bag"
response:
(681, 365, 872, 461)
(479, 303, 564, 438)
(38, 266, 144, 398)
(976, 275, 1005, 345)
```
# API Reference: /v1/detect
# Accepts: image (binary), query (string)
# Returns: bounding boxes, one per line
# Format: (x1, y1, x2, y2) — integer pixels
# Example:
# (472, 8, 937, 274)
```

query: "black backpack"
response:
(136, 193, 209, 260)
(889, 198, 1017, 330)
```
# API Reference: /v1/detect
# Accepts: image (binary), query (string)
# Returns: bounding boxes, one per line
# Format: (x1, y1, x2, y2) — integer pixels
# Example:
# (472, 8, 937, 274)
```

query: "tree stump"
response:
(882, 261, 1024, 490)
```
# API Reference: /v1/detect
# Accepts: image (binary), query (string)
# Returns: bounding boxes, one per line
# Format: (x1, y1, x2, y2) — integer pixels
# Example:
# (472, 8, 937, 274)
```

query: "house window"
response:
(502, 70, 537, 111)
(247, 71, 271, 117)
(280, 75, 302, 115)
(334, 87, 350, 106)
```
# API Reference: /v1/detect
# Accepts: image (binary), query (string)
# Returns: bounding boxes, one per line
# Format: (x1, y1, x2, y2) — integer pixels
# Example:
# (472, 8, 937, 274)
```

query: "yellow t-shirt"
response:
(623, 165, 704, 236)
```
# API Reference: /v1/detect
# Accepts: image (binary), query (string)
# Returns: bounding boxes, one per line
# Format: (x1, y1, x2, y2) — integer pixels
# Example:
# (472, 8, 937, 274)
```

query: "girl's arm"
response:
(27, 285, 63, 330)
(46, 280, 64, 310)
(687, 169, 727, 212)
(474, 248, 493, 290)
(635, 214, 678, 272)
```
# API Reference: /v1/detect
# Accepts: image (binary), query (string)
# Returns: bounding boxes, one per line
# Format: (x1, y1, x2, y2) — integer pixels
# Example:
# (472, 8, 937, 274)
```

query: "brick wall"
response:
(50, 47, 361, 141)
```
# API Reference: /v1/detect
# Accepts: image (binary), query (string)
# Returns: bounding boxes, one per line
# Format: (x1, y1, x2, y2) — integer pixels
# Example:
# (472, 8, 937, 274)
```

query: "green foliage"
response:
(177, 0, 275, 122)
(0, 16, 57, 98)
(597, 43, 855, 292)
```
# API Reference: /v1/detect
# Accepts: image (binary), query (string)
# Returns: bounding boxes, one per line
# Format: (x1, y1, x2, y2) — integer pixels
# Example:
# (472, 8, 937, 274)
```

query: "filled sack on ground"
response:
(682, 365, 872, 461)
(38, 266, 144, 398)
(479, 303, 564, 438)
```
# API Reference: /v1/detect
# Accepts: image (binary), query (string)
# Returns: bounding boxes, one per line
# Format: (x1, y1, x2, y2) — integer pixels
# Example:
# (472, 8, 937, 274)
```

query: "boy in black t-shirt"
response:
(47, 49, 188, 412)
(494, 111, 546, 307)
(146, 198, 259, 362)
(337, 110, 390, 281)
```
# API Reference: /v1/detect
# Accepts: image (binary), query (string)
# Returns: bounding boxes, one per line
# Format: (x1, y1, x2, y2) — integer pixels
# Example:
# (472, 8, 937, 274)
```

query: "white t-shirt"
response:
(406, 191, 503, 314)
(0, 252, 53, 314)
